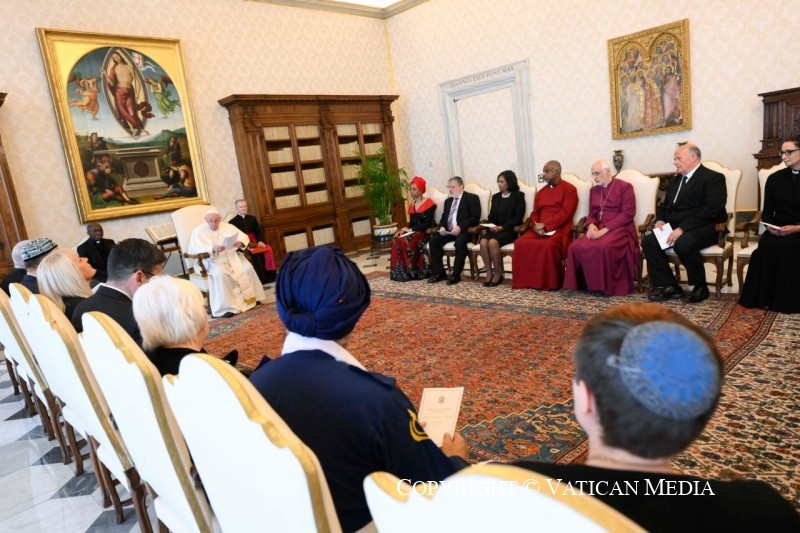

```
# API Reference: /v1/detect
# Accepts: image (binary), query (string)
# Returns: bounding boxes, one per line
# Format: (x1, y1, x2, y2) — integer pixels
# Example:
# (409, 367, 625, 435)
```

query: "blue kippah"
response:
(609, 321, 720, 420)
(276, 246, 370, 341)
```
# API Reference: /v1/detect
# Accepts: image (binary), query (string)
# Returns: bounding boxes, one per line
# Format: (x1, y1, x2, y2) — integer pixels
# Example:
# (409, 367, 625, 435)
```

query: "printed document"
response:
(418, 387, 464, 446)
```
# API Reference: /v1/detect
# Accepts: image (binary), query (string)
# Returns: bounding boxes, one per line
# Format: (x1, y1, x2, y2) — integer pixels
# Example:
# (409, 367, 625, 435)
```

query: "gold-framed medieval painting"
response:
(36, 28, 208, 222)
(608, 19, 691, 140)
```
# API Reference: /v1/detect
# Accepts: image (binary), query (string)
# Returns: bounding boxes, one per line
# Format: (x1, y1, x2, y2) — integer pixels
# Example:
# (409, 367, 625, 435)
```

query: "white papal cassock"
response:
(188, 221, 266, 318)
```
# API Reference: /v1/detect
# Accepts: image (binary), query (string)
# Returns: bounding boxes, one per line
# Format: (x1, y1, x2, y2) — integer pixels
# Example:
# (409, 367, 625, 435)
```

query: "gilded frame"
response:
(37, 28, 208, 222)
(608, 19, 691, 140)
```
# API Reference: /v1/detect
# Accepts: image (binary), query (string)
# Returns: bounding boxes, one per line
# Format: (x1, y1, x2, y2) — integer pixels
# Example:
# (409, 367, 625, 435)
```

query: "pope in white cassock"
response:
(188, 208, 266, 318)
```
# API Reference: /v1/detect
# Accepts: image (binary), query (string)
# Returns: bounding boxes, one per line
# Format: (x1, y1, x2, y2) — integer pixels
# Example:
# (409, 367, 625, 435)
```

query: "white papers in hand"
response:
(418, 387, 464, 446)
(481, 223, 497, 228)
(544, 230, 556, 236)
(222, 233, 240, 250)
(760, 221, 780, 230)
(654, 223, 673, 250)
(398, 231, 414, 238)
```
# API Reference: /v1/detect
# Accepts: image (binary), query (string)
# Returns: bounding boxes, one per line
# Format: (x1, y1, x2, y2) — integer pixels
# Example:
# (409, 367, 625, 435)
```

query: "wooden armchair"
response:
(616, 169, 659, 291)
(664, 161, 741, 297)
(170, 204, 211, 294)
(736, 164, 777, 292)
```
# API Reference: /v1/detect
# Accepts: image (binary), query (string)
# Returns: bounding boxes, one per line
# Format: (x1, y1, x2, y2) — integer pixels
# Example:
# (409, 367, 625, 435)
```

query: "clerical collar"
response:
(792, 169, 799, 175)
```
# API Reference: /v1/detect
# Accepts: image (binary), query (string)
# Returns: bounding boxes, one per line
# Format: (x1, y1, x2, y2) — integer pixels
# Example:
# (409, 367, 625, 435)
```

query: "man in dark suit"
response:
(428, 176, 482, 285)
(643, 144, 727, 303)
(228, 199, 276, 284)
(77, 222, 116, 282)
(71, 238, 165, 346)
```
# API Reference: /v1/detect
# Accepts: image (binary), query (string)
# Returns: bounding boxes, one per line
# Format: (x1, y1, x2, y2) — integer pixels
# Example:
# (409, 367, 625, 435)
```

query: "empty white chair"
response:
(616, 169, 660, 291)
(163, 352, 342, 533)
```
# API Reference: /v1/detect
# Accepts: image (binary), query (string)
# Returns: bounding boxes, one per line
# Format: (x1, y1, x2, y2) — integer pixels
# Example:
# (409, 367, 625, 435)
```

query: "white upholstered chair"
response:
(0, 288, 66, 458)
(497, 180, 537, 272)
(664, 161, 741, 297)
(170, 204, 211, 295)
(462, 182, 491, 279)
(364, 463, 644, 532)
(80, 312, 216, 533)
(736, 163, 781, 292)
(9, 285, 147, 529)
(162, 353, 342, 533)
(561, 173, 593, 238)
(616, 169, 660, 291)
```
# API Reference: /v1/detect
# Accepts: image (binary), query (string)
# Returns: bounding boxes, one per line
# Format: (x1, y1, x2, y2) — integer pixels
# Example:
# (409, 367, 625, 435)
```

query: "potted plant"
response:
(355, 147, 408, 241)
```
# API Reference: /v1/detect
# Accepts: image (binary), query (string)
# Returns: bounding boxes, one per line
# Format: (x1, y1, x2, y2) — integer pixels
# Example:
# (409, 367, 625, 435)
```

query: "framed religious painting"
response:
(608, 19, 691, 140)
(37, 28, 208, 222)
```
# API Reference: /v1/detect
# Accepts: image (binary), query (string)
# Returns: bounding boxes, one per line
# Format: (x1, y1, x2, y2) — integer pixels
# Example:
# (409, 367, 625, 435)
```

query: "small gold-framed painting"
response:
(36, 28, 208, 222)
(608, 19, 691, 140)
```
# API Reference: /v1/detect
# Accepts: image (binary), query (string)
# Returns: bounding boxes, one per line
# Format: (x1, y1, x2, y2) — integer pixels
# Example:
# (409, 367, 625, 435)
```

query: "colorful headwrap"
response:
(276, 246, 371, 340)
(606, 321, 720, 420)
(410, 176, 426, 194)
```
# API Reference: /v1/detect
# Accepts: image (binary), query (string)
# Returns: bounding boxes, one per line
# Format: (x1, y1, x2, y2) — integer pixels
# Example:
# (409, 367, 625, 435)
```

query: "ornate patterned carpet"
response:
(206, 274, 799, 509)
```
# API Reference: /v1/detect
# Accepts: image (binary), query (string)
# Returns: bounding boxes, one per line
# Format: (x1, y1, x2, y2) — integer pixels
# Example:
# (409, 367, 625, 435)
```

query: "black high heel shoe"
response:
(488, 275, 504, 287)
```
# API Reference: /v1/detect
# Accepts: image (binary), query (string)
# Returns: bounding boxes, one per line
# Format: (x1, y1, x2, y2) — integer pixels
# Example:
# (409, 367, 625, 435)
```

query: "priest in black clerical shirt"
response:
(77, 222, 116, 283)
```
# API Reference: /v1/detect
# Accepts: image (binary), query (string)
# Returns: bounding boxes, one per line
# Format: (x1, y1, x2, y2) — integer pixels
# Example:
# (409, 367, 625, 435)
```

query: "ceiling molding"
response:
(247, 0, 427, 19)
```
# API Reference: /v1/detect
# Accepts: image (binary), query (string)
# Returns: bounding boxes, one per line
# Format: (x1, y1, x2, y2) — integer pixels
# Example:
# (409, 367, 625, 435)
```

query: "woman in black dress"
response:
(740, 135, 800, 312)
(390, 176, 436, 281)
(479, 170, 525, 287)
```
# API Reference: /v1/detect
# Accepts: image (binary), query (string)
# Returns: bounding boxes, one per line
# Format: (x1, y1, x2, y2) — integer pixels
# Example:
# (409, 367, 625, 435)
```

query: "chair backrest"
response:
(424, 186, 448, 224)
(518, 180, 537, 221)
(702, 160, 741, 234)
(80, 312, 214, 533)
(170, 204, 211, 272)
(8, 284, 133, 476)
(561, 173, 592, 226)
(364, 463, 644, 532)
(758, 162, 785, 211)
(0, 288, 49, 396)
(615, 169, 660, 229)
(464, 182, 491, 221)
(162, 353, 342, 533)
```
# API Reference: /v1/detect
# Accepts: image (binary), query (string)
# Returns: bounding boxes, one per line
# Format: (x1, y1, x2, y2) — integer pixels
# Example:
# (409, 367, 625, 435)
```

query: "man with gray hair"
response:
(427, 176, 482, 285)
(188, 207, 266, 318)
(0, 240, 29, 295)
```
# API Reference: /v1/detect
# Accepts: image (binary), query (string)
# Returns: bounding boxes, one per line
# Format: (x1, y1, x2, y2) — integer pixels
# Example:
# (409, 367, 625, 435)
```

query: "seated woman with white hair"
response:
(133, 275, 236, 376)
(38, 248, 96, 320)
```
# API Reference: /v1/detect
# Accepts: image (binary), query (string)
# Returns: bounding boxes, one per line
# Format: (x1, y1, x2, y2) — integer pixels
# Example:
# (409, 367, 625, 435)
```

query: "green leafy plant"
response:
(355, 147, 408, 225)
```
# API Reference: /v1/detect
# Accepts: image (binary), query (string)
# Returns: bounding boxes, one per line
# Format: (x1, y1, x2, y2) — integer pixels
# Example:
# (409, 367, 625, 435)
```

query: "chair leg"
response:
(65, 421, 84, 475)
(126, 468, 153, 533)
(45, 390, 71, 465)
(32, 391, 55, 441)
(712, 258, 723, 297)
(3, 358, 20, 395)
(726, 254, 734, 286)
(17, 376, 36, 417)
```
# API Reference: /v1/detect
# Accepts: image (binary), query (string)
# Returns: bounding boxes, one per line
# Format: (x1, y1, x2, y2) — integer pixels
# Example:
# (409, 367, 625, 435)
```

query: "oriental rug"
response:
(207, 274, 799, 509)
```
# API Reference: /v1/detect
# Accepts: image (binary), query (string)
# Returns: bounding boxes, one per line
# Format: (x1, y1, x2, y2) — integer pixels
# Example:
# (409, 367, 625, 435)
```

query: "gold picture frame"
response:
(608, 19, 691, 140)
(37, 28, 208, 222)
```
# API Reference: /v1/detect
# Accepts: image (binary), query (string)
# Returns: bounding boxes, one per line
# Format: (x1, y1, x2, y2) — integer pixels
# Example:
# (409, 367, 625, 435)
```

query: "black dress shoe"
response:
(488, 276, 504, 287)
(446, 276, 460, 285)
(482, 280, 493, 287)
(647, 287, 666, 302)
(687, 285, 710, 303)
(662, 285, 684, 300)
(428, 273, 447, 283)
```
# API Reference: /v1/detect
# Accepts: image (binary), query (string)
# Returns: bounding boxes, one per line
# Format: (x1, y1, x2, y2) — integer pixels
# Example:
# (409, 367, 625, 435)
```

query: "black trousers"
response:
(429, 231, 471, 277)
(642, 225, 718, 288)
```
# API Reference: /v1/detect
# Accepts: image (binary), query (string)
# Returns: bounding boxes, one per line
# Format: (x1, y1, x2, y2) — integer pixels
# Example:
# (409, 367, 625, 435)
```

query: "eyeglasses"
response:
(779, 149, 800, 157)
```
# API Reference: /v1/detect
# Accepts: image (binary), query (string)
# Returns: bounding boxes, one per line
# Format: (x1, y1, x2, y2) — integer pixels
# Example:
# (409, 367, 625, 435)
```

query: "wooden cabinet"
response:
(0, 93, 28, 277)
(754, 87, 800, 169)
(219, 95, 404, 264)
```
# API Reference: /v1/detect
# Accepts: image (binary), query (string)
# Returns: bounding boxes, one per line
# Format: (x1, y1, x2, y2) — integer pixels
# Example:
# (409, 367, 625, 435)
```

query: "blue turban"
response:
(276, 247, 371, 340)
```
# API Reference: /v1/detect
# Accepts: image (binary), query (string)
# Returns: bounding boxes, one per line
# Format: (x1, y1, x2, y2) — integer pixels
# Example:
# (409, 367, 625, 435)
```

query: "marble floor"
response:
(0, 245, 748, 532)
